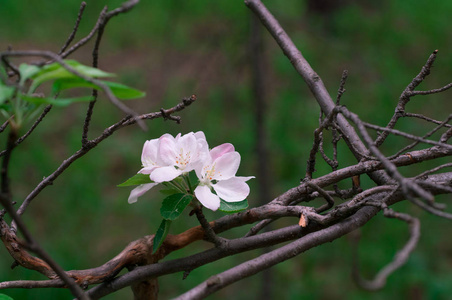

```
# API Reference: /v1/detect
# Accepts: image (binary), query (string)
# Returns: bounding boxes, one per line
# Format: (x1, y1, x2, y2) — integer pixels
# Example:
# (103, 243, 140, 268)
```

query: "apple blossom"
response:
(149, 131, 208, 183)
(128, 132, 208, 203)
(194, 143, 254, 211)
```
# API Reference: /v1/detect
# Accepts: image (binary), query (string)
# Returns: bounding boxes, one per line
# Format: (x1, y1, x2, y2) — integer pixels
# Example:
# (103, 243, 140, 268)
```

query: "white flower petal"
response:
(212, 151, 240, 180)
(196, 139, 210, 164)
(150, 166, 181, 182)
(178, 133, 198, 160)
(194, 131, 206, 141)
(194, 185, 221, 211)
(213, 177, 251, 202)
(210, 143, 235, 161)
(141, 139, 160, 167)
(158, 136, 177, 166)
(128, 183, 158, 204)
(138, 166, 157, 174)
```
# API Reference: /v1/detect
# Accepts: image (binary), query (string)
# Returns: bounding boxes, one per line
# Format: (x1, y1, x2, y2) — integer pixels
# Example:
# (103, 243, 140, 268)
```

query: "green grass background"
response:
(1, 0, 452, 299)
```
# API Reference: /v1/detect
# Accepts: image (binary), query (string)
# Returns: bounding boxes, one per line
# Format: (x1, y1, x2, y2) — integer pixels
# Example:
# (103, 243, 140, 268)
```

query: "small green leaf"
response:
(20, 95, 95, 107)
(30, 60, 115, 91)
(153, 219, 171, 254)
(18, 64, 41, 84)
(52, 78, 145, 100)
(160, 193, 193, 220)
(118, 173, 152, 187)
(218, 199, 249, 214)
(0, 293, 14, 300)
(0, 83, 15, 105)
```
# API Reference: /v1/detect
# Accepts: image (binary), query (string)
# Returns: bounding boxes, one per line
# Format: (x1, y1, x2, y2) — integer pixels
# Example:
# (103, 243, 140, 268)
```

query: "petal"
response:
(150, 166, 182, 182)
(196, 139, 210, 163)
(141, 139, 159, 167)
(128, 183, 158, 204)
(194, 131, 206, 141)
(194, 185, 221, 211)
(236, 176, 255, 182)
(178, 133, 198, 159)
(212, 177, 251, 202)
(210, 143, 235, 161)
(158, 136, 177, 166)
(212, 151, 240, 180)
(138, 166, 157, 175)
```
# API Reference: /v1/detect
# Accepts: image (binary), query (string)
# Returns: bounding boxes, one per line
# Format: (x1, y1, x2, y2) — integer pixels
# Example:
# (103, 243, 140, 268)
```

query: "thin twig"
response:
(338, 106, 434, 202)
(352, 206, 420, 291)
(59, 2, 87, 55)
(305, 181, 335, 213)
(194, 206, 228, 247)
(336, 70, 348, 105)
(404, 113, 452, 128)
(375, 50, 438, 147)
(60, 7, 108, 58)
(0, 105, 52, 158)
(388, 114, 452, 159)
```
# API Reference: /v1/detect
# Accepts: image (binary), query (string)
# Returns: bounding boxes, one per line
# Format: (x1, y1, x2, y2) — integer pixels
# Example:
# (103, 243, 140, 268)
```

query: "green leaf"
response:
(0, 65, 6, 78)
(159, 188, 180, 196)
(160, 193, 193, 220)
(30, 60, 115, 91)
(0, 83, 15, 105)
(0, 294, 14, 300)
(20, 95, 95, 107)
(18, 64, 41, 85)
(152, 219, 171, 254)
(118, 173, 152, 187)
(52, 78, 145, 99)
(218, 199, 249, 214)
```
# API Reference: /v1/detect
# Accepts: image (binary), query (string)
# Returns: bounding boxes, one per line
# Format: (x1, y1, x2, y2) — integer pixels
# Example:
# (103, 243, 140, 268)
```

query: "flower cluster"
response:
(128, 131, 254, 211)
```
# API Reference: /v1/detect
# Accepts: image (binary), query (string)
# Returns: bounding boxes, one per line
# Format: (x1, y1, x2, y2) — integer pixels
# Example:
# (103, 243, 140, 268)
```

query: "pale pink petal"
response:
(194, 185, 221, 211)
(158, 137, 177, 165)
(196, 139, 210, 163)
(236, 176, 255, 182)
(178, 133, 198, 159)
(194, 131, 206, 141)
(210, 143, 235, 161)
(212, 177, 251, 202)
(150, 166, 181, 182)
(141, 139, 159, 167)
(128, 183, 158, 204)
(212, 151, 240, 180)
(138, 166, 157, 174)
(194, 162, 205, 181)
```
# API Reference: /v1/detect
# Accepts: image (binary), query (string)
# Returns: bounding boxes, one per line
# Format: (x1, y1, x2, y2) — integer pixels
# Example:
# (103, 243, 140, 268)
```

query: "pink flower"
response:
(194, 143, 254, 211)
(128, 131, 208, 203)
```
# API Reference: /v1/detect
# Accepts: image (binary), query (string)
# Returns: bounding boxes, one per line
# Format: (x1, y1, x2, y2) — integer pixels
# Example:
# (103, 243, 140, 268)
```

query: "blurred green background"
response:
(1, 0, 452, 299)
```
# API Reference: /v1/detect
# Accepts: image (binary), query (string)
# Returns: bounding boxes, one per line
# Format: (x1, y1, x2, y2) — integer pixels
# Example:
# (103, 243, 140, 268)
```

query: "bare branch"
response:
(244, 0, 391, 185)
(374, 50, 438, 147)
(174, 206, 380, 300)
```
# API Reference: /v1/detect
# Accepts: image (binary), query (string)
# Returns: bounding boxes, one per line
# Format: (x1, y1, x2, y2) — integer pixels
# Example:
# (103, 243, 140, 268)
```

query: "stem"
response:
(184, 174, 194, 194)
